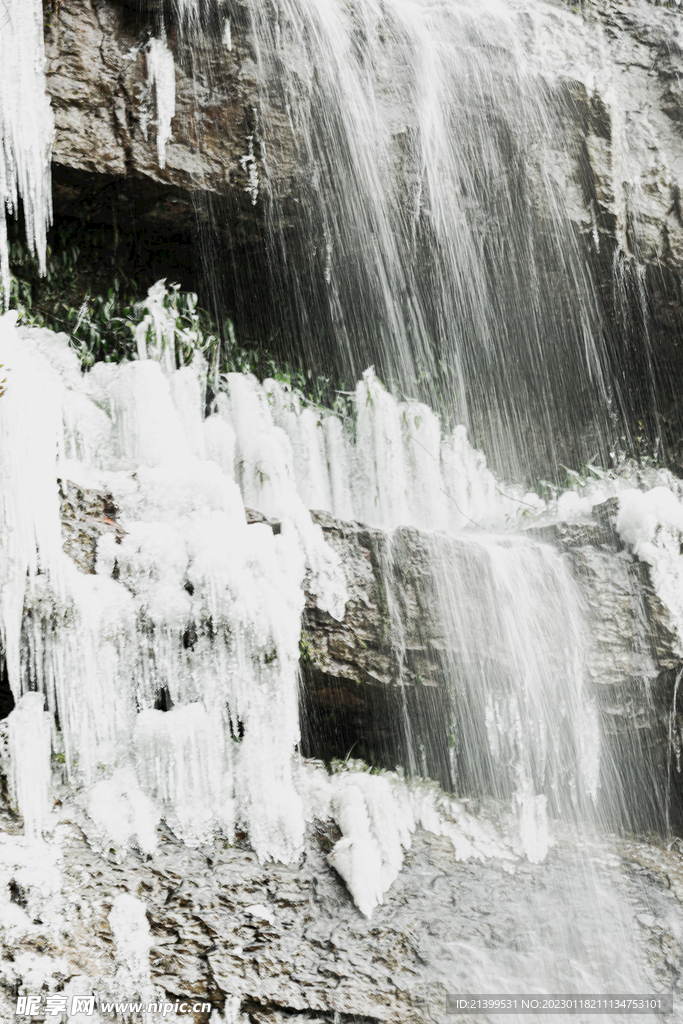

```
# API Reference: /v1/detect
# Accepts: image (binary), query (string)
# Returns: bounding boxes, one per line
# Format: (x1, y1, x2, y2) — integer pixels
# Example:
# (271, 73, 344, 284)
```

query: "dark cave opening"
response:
(17, 160, 683, 487)
(0, 654, 15, 721)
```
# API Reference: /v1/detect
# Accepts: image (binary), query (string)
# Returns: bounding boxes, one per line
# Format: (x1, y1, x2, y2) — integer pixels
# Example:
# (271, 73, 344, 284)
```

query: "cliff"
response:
(0, 484, 680, 1022)
(55, 482, 683, 833)
(43, 0, 683, 272)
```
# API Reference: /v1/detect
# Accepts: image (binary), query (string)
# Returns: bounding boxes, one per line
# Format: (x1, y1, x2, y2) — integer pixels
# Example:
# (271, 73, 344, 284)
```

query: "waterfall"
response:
(0, 291, 604, 889)
(2, 0, 683, 1012)
(0, 299, 526, 910)
(418, 532, 600, 862)
(4, 296, 682, 1012)
(244, 0, 612, 481)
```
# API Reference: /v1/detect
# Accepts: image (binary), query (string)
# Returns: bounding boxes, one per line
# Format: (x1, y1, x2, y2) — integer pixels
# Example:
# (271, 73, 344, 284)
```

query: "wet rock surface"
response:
(563, 0, 683, 274)
(0, 795, 428, 1024)
(301, 505, 683, 818)
(42, 0, 683, 275)
(57, 483, 683, 823)
(44, 0, 276, 206)
(0, 798, 681, 1024)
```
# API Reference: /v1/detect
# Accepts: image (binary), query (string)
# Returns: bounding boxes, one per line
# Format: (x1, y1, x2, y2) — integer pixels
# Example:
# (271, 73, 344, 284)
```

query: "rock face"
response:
(45, 0, 274, 205)
(303, 503, 683, 831)
(54, 483, 683, 830)
(42, 0, 280, 296)
(43, 0, 683, 274)
(59, 478, 125, 574)
(546, 0, 683, 274)
(1, 793, 683, 1023)
(0, 484, 682, 1021)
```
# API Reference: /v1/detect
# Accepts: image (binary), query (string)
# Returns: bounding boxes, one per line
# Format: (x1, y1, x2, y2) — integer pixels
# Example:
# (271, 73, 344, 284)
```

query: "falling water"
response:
(244, 0, 612, 481)
(1, 0, 683, 1014)
(0, 278, 681, 1008)
(422, 533, 600, 862)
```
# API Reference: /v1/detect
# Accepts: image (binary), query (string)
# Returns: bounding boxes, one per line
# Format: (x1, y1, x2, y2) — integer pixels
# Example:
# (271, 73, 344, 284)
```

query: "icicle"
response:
(239, 135, 259, 205)
(0, 312, 64, 693)
(0, 287, 619, 916)
(147, 36, 176, 170)
(134, 705, 234, 845)
(109, 894, 153, 989)
(7, 693, 51, 841)
(0, 0, 53, 308)
(223, 17, 232, 50)
(299, 762, 513, 918)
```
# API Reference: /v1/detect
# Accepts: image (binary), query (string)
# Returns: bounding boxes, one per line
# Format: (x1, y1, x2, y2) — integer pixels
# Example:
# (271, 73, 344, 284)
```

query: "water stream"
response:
(1, 0, 683, 1018)
(244, 0, 614, 482)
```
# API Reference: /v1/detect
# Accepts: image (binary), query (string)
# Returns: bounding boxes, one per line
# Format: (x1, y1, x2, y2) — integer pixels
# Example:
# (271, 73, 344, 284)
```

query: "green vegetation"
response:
(5, 218, 353, 419)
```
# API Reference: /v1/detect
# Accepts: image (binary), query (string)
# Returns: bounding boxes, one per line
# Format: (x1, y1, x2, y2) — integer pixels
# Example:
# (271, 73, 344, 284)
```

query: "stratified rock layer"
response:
(1, 799, 682, 1023)
(42, 0, 683, 272)
(54, 483, 683, 829)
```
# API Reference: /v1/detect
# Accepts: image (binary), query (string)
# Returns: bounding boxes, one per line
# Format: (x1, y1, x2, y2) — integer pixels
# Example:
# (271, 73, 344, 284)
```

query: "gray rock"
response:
(59, 477, 125, 574)
(56, 483, 683, 812)
(42, 0, 683, 275)
(44, 0, 281, 203)
(1, 801, 682, 1023)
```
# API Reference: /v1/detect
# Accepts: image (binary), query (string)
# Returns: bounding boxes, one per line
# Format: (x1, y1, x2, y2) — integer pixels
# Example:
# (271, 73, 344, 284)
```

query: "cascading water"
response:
(420, 533, 600, 863)
(1, 0, 683, 1017)
(243, 0, 613, 481)
(2, 282, 683, 1008)
(0, 298, 522, 911)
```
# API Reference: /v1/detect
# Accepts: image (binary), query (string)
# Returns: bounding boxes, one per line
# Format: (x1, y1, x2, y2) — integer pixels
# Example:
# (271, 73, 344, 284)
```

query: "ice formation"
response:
(0, 0, 53, 305)
(147, 36, 176, 169)
(265, 367, 541, 533)
(617, 486, 683, 657)
(0, 283, 609, 914)
(300, 762, 513, 917)
(109, 894, 153, 989)
(526, 461, 683, 661)
(7, 694, 51, 842)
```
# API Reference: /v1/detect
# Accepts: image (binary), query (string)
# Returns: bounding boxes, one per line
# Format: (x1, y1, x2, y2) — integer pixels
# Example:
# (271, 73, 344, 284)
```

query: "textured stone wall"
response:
(45, 0, 267, 199)
(54, 483, 683, 829)
(1, 484, 682, 1021)
(42, 0, 683, 272)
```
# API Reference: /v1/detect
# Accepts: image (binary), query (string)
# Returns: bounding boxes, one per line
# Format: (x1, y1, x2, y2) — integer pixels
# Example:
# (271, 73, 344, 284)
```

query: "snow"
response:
(244, 903, 274, 924)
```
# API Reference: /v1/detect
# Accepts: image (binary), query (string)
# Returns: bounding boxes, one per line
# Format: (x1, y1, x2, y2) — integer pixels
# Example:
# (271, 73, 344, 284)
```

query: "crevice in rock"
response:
(0, 655, 14, 722)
